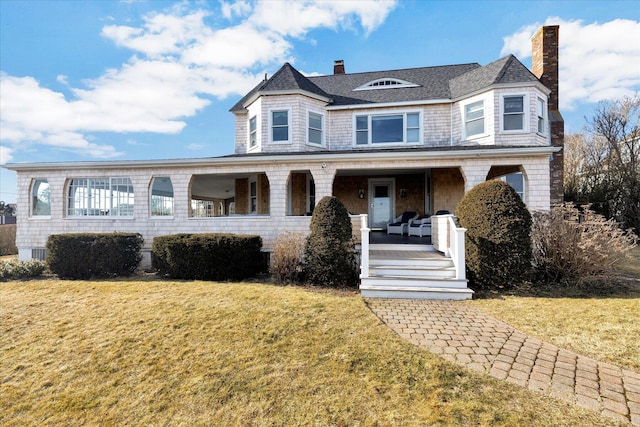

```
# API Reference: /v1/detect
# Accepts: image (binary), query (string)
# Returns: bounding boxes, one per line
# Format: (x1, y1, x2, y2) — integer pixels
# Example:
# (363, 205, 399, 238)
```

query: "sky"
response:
(1, 0, 639, 204)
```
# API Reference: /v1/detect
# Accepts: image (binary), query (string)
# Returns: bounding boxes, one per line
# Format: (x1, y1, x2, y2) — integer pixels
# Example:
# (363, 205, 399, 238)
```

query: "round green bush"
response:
(456, 180, 532, 290)
(304, 196, 358, 287)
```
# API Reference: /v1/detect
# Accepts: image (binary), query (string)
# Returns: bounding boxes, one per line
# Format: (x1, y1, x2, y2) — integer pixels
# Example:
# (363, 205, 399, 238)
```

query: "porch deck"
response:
(369, 230, 432, 245)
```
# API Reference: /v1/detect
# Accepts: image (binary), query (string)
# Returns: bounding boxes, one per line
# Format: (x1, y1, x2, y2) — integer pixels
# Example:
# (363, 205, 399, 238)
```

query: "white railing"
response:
(431, 214, 467, 280)
(359, 214, 370, 278)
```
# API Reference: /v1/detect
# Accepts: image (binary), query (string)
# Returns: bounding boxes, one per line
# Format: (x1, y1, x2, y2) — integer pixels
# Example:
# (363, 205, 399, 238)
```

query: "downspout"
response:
(450, 103, 453, 146)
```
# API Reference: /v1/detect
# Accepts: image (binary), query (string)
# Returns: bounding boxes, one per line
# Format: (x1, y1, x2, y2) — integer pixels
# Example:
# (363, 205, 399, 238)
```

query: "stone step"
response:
(360, 284, 473, 300)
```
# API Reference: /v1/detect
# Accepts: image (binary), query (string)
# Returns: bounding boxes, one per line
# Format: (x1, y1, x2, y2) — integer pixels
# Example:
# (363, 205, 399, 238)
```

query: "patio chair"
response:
(407, 216, 432, 237)
(387, 211, 419, 235)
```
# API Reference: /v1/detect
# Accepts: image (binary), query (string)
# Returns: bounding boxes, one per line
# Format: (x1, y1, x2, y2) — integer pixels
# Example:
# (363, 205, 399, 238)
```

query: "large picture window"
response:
(503, 95, 525, 131)
(150, 177, 174, 216)
(67, 177, 134, 217)
(31, 179, 51, 216)
(464, 100, 484, 138)
(355, 112, 421, 145)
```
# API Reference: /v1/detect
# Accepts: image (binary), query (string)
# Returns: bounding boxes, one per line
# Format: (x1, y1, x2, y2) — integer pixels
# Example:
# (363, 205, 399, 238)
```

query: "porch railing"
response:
(359, 214, 370, 278)
(431, 214, 467, 280)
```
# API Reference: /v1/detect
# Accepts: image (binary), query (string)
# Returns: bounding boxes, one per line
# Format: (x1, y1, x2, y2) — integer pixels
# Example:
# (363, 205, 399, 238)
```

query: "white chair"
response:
(387, 211, 419, 235)
(407, 217, 432, 237)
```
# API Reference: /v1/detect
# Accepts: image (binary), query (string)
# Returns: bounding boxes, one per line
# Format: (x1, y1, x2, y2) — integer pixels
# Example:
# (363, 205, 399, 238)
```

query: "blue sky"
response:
(1, 0, 639, 204)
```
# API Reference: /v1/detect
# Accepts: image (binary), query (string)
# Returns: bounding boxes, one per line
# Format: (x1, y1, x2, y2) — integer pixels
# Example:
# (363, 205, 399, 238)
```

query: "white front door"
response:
(368, 179, 395, 229)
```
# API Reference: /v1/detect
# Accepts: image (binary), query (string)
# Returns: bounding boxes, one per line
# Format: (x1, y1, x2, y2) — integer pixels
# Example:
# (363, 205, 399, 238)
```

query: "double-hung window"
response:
(355, 112, 421, 145)
(503, 95, 525, 131)
(464, 100, 484, 138)
(249, 179, 257, 214)
(308, 112, 324, 145)
(249, 116, 257, 148)
(67, 177, 134, 217)
(271, 110, 289, 143)
(537, 97, 546, 134)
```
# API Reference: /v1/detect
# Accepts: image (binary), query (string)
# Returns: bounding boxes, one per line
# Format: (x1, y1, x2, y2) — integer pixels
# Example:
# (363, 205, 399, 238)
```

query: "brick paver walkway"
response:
(366, 298, 640, 426)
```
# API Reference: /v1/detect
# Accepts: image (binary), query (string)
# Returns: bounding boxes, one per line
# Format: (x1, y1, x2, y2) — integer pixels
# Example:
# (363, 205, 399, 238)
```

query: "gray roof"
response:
(230, 55, 542, 112)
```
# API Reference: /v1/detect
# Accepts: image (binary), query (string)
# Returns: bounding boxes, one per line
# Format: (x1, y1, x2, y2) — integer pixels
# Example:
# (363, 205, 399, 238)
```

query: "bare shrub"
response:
(0, 224, 18, 256)
(271, 232, 306, 284)
(532, 203, 637, 283)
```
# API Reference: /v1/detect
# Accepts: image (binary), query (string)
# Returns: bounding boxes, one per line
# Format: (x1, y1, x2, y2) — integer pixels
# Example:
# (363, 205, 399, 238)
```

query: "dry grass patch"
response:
(1, 279, 621, 426)
(470, 274, 640, 371)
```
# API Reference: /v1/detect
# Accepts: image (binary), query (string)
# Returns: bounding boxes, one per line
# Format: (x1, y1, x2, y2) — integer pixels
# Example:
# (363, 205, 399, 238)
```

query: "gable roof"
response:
(231, 55, 544, 112)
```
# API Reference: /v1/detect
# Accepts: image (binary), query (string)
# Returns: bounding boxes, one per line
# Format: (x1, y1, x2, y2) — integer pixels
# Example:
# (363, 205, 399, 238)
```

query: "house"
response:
(6, 26, 563, 297)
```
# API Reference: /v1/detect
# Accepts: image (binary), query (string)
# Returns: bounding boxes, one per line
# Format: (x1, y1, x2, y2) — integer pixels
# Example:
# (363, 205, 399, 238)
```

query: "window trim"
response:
(500, 93, 529, 133)
(536, 96, 546, 135)
(30, 178, 51, 218)
(66, 177, 134, 218)
(352, 110, 422, 146)
(150, 176, 174, 217)
(248, 115, 258, 150)
(249, 178, 258, 214)
(462, 99, 486, 140)
(306, 110, 325, 147)
(269, 108, 291, 144)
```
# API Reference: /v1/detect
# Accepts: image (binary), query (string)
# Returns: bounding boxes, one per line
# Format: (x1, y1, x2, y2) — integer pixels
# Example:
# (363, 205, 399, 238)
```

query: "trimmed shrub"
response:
(304, 196, 358, 287)
(0, 224, 17, 256)
(0, 259, 46, 280)
(532, 203, 637, 284)
(271, 232, 306, 284)
(152, 233, 263, 281)
(456, 180, 532, 290)
(47, 233, 143, 279)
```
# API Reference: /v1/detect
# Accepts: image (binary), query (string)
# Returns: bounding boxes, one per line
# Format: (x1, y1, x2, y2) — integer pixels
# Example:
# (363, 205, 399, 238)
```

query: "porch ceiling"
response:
(336, 168, 430, 177)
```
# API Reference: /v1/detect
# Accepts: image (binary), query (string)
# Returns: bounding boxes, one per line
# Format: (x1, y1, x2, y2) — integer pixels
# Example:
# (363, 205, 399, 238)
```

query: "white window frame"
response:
(249, 178, 258, 214)
(30, 178, 51, 217)
(150, 176, 174, 217)
(500, 93, 529, 133)
(67, 177, 134, 218)
(354, 78, 420, 91)
(248, 115, 258, 149)
(269, 108, 291, 144)
(306, 110, 325, 147)
(537, 96, 546, 135)
(462, 99, 486, 140)
(352, 110, 422, 146)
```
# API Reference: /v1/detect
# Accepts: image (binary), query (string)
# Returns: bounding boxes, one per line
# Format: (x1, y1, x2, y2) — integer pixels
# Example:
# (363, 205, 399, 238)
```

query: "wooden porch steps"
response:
(360, 244, 474, 300)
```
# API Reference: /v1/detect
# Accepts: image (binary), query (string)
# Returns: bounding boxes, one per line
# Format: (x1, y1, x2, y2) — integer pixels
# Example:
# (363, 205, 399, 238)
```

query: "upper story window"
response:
(31, 179, 51, 216)
(502, 95, 525, 131)
(308, 112, 324, 146)
(354, 78, 420, 91)
(150, 177, 174, 216)
(537, 97, 546, 134)
(464, 100, 485, 138)
(270, 110, 290, 143)
(249, 116, 257, 148)
(354, 112, 421, 146)
(67, 177, 134, 217)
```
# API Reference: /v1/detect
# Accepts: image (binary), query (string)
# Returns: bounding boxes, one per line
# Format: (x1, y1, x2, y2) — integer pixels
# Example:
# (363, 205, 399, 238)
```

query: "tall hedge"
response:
(152, 233, 263, 281)
(303, 196, 358, 287)
(47, 233, 143, 279)
(456, 180, 532, 290)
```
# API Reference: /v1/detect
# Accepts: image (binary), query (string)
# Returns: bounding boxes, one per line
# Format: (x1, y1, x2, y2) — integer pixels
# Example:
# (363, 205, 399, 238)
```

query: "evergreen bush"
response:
(456, 180, 532, 290)
(303, 196, 358, 287)
(46, 233, 143, 279)
(0, 259, 46, 280)
(152, 233, 263, 281)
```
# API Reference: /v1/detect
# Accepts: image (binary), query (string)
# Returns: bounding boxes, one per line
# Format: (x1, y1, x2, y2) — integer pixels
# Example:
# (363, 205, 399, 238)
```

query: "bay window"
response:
(503, 95, 525, 131)
(464, 100, 485, 138)
(270, 110, 290, 143)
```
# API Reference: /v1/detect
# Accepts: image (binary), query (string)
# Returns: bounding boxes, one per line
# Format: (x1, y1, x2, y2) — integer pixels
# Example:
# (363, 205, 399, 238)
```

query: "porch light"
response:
(358, 189, 365, 199)
(400, 188, 407, 198)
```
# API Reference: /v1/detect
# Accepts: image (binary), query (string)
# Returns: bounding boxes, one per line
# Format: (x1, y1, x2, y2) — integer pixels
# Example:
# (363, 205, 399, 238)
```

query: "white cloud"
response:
(501, 18, 640, 110)
(0, 1, 397, 161)
(0, 146, 14, 165)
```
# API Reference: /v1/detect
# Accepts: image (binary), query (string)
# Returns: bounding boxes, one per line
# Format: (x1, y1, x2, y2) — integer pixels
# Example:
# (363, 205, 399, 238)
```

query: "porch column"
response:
(265, 168, 289, 217)
(521, 158, 551, 211)
(460, 162, 491, 193)
(171, 173, 192, 219)
(310, 163, 337, 200)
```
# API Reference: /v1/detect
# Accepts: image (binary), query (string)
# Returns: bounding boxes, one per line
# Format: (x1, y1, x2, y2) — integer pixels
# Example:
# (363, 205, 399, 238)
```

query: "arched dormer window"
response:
(354, 78, 420, 91)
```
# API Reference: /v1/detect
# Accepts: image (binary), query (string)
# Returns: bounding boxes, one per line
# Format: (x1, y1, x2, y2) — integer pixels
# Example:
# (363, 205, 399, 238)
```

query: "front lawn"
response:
(0, 279, 618, 426)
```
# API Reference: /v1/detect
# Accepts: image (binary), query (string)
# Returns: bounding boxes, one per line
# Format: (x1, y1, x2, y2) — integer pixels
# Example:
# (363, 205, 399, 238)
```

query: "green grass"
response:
(0, 279, 619, 426)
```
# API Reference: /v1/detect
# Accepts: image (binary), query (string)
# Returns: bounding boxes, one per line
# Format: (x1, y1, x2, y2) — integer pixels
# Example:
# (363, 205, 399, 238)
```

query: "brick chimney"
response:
(333, 60, 345, 75)
(532, 25, 565, 205)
